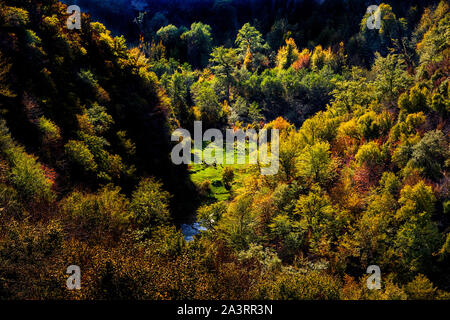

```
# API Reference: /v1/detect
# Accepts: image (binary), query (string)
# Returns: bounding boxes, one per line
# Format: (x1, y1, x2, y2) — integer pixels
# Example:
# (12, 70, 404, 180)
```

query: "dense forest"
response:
(0, 0, 449, 299)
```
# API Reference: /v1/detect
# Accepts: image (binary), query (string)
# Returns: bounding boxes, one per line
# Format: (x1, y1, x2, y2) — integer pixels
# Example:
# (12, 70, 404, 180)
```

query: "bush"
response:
(59, 186, 130, 240)
(356, 142, 383, 167)
(398, 85, 429, 114)
(9, 153, 54, 202)
(197, 179, 212, 197)
(65, 140, 97, 173)
(358, 111, 379, 140)
(130, 178, 171, 233)
(222, 167, 234, 190)
(197, 201, 227, 230)
(0, 182, 22, 217)
(0, 120, 54, 202)
(408, 130, 448, 180)
(258, 269, 341, 300)
(405, 112, 426, 133)
(39, 117, 61, 142)
(1, 6, 29, 27)
(405, 274, 437, 300)
(0, 219, 65, 299)
(149, 225, 185, 256)
(297, 141, 337, 186)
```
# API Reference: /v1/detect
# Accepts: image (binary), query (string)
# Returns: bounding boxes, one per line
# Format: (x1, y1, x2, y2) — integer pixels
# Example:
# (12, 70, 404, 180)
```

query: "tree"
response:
(191, 80, 225, 129)
(357, 111, 380, 140)
(1, 5, 29, 27)
(394, 181, 441, 276)
(372, 53, 412, 106)
(430, 92, 449, 118)
(218, 192, 259, 251)
(276, 38, 299, 69)
(235, 23, 266, 55)
(415, 1, 450, 78)
(86, 103, 114, 135)
(269, 212, 305, 260)
(332, 67, 376, 112)
(38, 116, 61, 143)
(163, 67, 196, 128)
(405, 274, 438, 300)
(156, 24, 184, 59)
(210, 47, 238, 100)
(0, 52, 15, 98)
(157, 25, 179, 43)
(65, 140, 98, 173)
(359, 3, 408, 60)
(197, 201, 227, 231)
(278, 130, 301, 181)
(407, 130, 449, 181)
(294, 185, 337, 255)
(0, 120, 55, 202)
(235, 23, 269, 69)
(398, 85, 429, 114)
(59, 186, 130, 241)
(355, 142, 383, 167)
(297, 141, 337, 187)
(248, 102, 264, 123)
(181, 22, 213, 68)
(311, 45, 326, 70)
(292, 49, 311, 71)
(267, 18, 291, 50)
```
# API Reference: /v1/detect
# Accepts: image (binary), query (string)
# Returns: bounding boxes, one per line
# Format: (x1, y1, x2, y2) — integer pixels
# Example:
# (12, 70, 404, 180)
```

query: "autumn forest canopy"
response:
(0, 0, 449, 300)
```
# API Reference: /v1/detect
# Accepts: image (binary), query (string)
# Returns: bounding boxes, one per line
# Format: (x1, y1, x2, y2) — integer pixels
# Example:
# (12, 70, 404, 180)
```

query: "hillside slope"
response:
(0, 0, 448, 300)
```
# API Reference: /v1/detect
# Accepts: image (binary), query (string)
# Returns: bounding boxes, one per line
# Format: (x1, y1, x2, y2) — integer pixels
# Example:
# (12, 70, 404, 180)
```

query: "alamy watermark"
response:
(66, 265, 81, 290)
(67, 5, 81, 30)
(366, 5, 381, 30)
(171, 121, 279, 175)
(366, 265, 381, 290)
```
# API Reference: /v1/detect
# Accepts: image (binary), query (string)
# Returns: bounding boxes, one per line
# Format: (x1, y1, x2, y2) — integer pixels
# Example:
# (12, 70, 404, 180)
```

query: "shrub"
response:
(130, 178, 171, 233)
(405, 274, 437, 300)
(398, 85, 429, 114)
(39, 117, 61, 142)
(59, 186, 130, 240)
(2, 6, 29, 27)
(197, 201, 227, 230)
(222, 167, 234, 190)
(258, 269, 341, 300)
(78, 69, 98, 89)
(9, 153, 54, 202)
(149, 225, 185, 256)
(86, 104, 114, 135)
(356, 142, 383, 167)
(197, 179, 212, 197)
(0, 120, 54, 202)
(358, 111, 379, 140)
(405, 112, 426, 133)
(65, 140, 97, 172)
(408, 130, 448, 180)
(297, 141, 337, 186)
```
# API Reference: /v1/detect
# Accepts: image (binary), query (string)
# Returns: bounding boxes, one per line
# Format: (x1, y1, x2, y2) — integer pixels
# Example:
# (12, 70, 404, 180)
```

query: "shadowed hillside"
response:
(0, 0, 448, 300)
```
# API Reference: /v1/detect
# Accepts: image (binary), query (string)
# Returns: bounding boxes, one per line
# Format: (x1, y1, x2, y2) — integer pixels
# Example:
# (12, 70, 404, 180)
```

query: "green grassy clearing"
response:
(189, 140, 256, 201)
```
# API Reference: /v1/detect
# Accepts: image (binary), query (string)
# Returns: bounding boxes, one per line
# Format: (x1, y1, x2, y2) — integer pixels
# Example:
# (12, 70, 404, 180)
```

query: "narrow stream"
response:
(180, 222, 207, 241)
